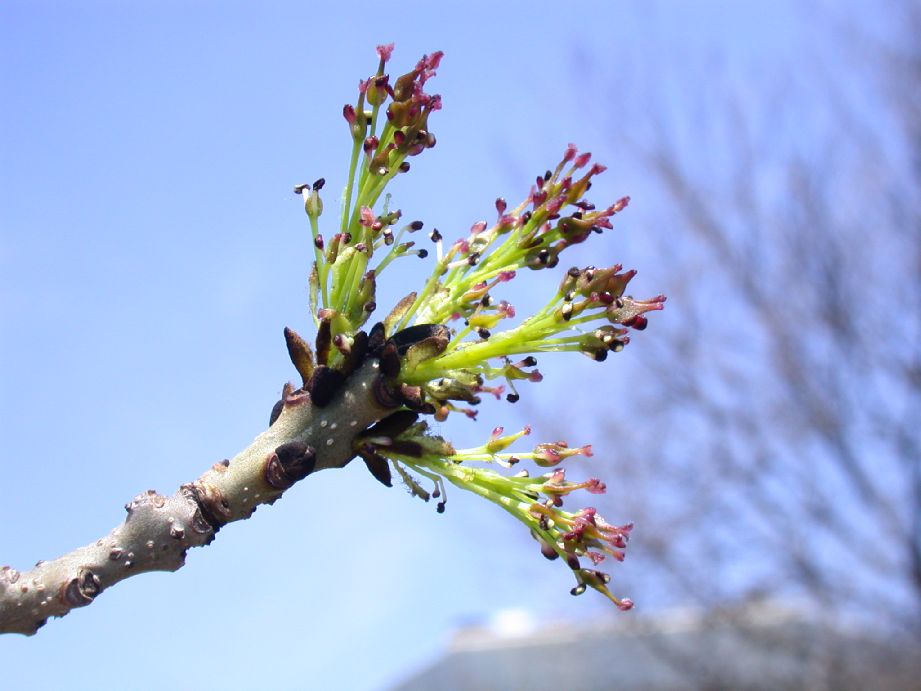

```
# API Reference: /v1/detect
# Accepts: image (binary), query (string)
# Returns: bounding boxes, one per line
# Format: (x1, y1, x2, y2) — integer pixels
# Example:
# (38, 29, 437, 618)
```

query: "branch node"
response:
(372, 374, 402, 408)
(180, 483, 229, 537)
(263, 442, 316, 490)
(61, 569, 102, 608)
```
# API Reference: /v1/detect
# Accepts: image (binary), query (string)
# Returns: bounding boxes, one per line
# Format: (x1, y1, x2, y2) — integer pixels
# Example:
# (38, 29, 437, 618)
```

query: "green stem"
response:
(309, 213, 330, 307)
(398, 260, 450, 329)
(341, 137, 363, 234)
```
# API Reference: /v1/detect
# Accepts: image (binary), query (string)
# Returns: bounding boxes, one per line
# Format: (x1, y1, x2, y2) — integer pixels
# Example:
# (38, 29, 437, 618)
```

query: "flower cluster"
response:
(296, 44, 443, 369)
(353, 414, 634, 608)
(389, 150, 666, 415)
(287, 46, 664, 608)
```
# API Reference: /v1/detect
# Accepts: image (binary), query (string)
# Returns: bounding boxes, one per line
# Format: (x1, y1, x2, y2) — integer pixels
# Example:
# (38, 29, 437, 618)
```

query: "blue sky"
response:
(1, 2, 809, 689)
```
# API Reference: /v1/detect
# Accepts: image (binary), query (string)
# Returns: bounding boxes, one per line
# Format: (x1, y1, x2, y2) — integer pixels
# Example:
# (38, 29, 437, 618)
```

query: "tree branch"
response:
(0, 361, 391, 636)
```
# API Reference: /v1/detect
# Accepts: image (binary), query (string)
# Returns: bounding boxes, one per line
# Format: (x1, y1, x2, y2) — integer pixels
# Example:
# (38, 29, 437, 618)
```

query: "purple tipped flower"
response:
(376, 43, 395, 63)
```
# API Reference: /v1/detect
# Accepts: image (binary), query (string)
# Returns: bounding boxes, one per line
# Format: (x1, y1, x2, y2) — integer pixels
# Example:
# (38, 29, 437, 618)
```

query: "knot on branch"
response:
(61, 569, 102, 608)
(181, 482, 231, 537)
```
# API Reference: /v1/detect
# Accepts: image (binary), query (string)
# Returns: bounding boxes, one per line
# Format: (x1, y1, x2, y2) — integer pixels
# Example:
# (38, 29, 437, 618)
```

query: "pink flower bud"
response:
(562, 143, 578, 163)
(574, 152, 592, 168)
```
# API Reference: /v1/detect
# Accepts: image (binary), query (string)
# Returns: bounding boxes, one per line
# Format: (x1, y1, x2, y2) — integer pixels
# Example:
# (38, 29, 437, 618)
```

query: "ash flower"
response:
(286, 46, 663, 608)
(294, 45, 444, 370)
(354, 418, 634, 608)
(386, 147, 666, 412)
(376, 43, 395, 64)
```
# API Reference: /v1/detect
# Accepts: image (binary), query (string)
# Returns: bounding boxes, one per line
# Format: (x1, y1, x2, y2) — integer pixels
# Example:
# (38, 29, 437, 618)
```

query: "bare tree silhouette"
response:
(566, 4, 921, 687)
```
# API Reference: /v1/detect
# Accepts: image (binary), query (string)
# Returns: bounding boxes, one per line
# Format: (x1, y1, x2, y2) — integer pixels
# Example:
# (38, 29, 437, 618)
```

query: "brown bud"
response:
(388, 323, 450, 355)
(315, 318, 332, 366)
(398, 384, 434, 413)
(307, 365, 345, 408)
(389, 439, 424, 457)
(284, 326, 316, 386)
(340, 329, 369, 377)
(358, 446, 393, 487)
(378, 342, 401, 378)
(264, 441, 316, 489)
(402, 326, 450, 368)
(383, 292, 418, 336)
(361, 410, 420, 439)
(368, 321, 386, 356)
(269, 399, 284, 426)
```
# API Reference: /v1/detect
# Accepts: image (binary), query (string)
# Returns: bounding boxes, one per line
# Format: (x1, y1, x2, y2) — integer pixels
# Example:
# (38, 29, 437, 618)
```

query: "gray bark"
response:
(0, 361, 390, 636)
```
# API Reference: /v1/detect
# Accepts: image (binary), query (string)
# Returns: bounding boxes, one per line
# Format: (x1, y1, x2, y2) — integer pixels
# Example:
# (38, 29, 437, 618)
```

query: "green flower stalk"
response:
(288, 44, 665, 608)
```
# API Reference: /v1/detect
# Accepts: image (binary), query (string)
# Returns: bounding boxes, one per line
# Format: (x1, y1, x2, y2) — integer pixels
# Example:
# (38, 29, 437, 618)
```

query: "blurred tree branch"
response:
(560, 3, 921, 687)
